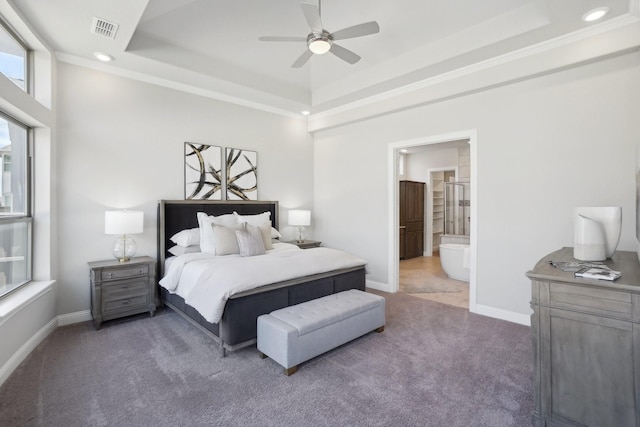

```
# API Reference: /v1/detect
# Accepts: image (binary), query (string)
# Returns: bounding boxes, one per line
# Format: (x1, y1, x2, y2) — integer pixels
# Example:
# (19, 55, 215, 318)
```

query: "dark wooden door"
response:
(399, 181, 424, 259)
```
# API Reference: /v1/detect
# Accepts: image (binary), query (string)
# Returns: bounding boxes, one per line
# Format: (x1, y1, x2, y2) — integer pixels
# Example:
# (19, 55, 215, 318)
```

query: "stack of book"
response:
(548, 260, 621, 281)
(574, 267, 621, 281)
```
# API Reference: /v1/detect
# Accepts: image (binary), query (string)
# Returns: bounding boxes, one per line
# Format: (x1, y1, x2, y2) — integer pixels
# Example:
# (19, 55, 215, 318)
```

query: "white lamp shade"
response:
(288, 210, 311, 227)
(105, 210, 144, 235)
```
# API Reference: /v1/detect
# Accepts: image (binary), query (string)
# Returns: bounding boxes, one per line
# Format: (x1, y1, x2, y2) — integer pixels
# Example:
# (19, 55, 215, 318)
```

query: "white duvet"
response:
(159, 243, 366, 324)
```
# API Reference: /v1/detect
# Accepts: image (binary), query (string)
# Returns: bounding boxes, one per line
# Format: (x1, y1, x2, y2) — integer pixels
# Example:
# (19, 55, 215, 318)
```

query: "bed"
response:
(157, 200, 367, 356)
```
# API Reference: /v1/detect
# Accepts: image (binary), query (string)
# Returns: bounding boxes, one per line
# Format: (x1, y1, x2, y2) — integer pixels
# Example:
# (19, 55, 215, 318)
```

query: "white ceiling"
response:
(12, 0, 636, 116)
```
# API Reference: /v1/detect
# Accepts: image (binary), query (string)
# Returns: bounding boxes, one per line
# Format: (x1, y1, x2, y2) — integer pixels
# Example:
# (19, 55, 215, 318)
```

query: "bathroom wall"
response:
(405, 142, 471, 248)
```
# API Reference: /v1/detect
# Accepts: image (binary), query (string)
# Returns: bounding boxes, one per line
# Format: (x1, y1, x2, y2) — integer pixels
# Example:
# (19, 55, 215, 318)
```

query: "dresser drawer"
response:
(102, 278, 149, 300)
(103, 294, 149, 314)
(101, 264, 149, 281)
(548, 281, 632, 319)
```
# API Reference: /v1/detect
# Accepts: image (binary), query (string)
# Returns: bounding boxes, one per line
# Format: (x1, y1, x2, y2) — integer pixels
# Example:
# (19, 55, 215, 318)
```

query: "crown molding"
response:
(309, 13, 640, 122)
(55, 53, 309, 120)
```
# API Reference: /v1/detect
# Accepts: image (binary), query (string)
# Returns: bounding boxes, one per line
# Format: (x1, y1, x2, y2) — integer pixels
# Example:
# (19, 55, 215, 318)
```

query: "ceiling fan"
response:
(258, 1, 380, 68)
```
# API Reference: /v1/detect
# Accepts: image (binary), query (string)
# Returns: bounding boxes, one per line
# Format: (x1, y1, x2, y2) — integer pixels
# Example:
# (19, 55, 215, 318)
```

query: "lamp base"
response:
(296, 226, 305, 244)
(112, 235, 137, 262)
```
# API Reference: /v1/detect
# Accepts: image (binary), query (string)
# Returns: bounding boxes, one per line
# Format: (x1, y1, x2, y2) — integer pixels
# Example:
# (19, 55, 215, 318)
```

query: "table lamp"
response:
(288, 209, 311, 243)
(105, 210, 144, 262)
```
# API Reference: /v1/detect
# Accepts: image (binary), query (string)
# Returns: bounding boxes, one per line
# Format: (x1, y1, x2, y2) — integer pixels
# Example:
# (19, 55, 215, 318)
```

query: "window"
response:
(0, 19, 27, 91)
(0, 113, 31, 298)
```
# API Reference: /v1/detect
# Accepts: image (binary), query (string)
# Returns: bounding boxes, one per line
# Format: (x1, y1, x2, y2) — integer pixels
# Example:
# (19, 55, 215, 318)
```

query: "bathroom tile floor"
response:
(399, 254, 469, 309)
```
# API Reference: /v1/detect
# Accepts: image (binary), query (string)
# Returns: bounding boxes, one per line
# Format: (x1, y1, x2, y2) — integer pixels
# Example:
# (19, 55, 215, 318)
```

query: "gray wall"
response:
(313, 51, 640, 320)
(56, 62, 314, 316)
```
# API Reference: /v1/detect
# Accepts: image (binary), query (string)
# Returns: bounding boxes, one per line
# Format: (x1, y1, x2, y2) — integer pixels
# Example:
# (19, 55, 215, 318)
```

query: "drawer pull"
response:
(122, 284, 131, 289)
(122, 300, 130, 305)
(106, 273, 112, 279)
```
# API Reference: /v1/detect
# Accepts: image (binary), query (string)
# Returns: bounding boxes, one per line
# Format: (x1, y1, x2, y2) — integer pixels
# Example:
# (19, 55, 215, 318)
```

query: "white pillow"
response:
(233, 211, 281, 239)
(235, 224, 266, 257)
(234, 211, 270, 226)
(170, 228, 200, 247)
(271, 227, 282, 239)
(212, 223, 245, 255)
(168, 245, 200, 256)
(197, 212, 237, 254)
(257, 221, 273, 250)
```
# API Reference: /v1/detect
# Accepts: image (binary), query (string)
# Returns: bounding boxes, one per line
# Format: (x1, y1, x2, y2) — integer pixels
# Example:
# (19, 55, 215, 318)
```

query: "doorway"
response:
(387, 130, 477, 313)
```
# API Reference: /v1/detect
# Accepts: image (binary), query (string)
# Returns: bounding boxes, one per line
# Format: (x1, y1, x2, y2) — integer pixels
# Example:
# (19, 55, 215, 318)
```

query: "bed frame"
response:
(157, 200, 366, 356)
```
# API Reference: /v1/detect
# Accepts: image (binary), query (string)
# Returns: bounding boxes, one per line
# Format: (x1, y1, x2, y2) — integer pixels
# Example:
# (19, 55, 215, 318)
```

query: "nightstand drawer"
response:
(101, 264, 149, 281)
(103, 294, 149, 313)
(103, 278, 149, 300)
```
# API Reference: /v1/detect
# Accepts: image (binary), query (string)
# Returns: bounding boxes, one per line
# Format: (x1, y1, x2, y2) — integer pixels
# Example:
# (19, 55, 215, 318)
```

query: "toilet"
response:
(439, 243, 470, 282)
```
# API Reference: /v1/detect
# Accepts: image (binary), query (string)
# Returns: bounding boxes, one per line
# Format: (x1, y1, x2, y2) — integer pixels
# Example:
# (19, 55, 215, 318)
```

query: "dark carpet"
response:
(0, 292, 533, 427)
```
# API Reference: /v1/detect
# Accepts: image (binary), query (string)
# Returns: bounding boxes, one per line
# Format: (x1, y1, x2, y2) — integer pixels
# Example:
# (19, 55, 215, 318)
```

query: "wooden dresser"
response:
(399, 180, 424, 259)
(89, 256, 157, 329)
(526, 247, 640, 427)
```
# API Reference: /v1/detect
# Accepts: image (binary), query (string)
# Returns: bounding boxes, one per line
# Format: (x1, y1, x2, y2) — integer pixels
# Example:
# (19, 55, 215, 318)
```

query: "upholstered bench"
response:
(257, 289, 385, 375)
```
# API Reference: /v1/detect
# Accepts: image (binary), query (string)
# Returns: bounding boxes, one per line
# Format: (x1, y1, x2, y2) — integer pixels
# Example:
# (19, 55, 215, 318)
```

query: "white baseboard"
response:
(366, 279, 393, 293)
(57, 310, 91, 326)
(0, 310, 92, 388)
(0, 317, 57, 387)
(472, 304, 531, 326)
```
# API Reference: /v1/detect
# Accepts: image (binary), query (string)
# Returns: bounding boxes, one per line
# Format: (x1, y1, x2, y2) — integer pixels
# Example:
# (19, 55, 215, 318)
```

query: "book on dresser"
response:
(574, 267, 621, 281)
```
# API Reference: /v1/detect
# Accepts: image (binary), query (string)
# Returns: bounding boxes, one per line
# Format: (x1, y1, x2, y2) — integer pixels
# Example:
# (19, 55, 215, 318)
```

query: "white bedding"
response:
(159, 242, 366, 324)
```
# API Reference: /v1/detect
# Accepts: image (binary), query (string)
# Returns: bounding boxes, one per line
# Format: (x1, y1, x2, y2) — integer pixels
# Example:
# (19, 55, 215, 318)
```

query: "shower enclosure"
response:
(444, 181, 470, 236)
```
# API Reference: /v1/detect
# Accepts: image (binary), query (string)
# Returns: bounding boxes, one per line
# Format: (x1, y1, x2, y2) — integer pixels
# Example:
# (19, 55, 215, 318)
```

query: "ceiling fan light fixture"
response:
(308, 35, 332, 54)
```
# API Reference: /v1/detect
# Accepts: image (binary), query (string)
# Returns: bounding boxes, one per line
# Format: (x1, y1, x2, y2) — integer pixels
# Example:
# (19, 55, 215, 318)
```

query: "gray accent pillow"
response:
(235, 224, 266, 257)
(212, 223, 245, 255)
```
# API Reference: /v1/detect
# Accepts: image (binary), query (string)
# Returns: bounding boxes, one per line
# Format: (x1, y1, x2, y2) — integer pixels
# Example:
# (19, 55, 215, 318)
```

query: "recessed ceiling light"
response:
(94, 52, 114, 62)
(582, 6, 609, 22)
(400, 149, 408, 153)
(301, 110, 310, 116)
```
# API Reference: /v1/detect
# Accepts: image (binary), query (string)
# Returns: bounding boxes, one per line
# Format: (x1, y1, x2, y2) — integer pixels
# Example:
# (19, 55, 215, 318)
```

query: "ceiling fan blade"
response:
(331, 21, 380, 40)
(330, 44, 361, 64)
(292, 50, 314, 68)
(259, 36, 307, 42)
(301, 3, 323, 33)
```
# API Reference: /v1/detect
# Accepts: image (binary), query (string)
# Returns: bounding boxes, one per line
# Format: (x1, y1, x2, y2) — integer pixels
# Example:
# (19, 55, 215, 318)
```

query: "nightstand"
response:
(286, 240, 321, 249)
(89, 256, 157, 329)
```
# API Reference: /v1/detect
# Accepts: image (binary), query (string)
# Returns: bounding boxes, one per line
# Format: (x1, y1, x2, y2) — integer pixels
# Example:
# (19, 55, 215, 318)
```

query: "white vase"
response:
(573, 207, 622, 260)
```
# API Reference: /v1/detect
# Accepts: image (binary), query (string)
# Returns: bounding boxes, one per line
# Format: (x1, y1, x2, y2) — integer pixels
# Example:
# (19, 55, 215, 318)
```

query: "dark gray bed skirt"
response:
(159, 266, 366, 352)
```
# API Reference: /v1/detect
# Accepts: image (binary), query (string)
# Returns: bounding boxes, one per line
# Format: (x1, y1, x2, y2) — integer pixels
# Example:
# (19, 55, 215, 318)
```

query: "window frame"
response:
(0, 110, 33, 298)
(0, 15, 30, 93)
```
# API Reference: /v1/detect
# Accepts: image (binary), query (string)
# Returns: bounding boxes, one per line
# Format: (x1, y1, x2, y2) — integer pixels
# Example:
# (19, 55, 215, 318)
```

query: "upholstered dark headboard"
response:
(157, 200, 278, 275)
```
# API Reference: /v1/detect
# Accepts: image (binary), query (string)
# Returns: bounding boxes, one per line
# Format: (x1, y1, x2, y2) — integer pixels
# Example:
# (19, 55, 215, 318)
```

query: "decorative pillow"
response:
(197, 212, 237, 254)
(170, 228, 200, 247)
(212, 223, 245, 256)
(233, 211, 270, 226)
(168, 245, 201, 256)
(235, 224, 266, 257)
(257, 221, 274, 250)
(233, 211, 281, 239)
(271, 227, 282, 240)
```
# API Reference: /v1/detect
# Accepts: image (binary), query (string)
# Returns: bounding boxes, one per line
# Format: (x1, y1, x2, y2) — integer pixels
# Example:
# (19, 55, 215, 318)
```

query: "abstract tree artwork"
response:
(225, 148, 257, 200)
(184, 142, 222, 200)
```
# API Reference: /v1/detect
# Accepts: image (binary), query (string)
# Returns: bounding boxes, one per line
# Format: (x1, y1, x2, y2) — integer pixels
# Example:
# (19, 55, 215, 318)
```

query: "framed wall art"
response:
(184, 142, 222, 200)
(225, 148, 257, 200)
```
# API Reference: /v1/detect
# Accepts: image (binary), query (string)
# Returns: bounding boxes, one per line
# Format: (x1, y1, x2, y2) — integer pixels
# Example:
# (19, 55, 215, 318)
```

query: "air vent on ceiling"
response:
(91, 17, 119, 39)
